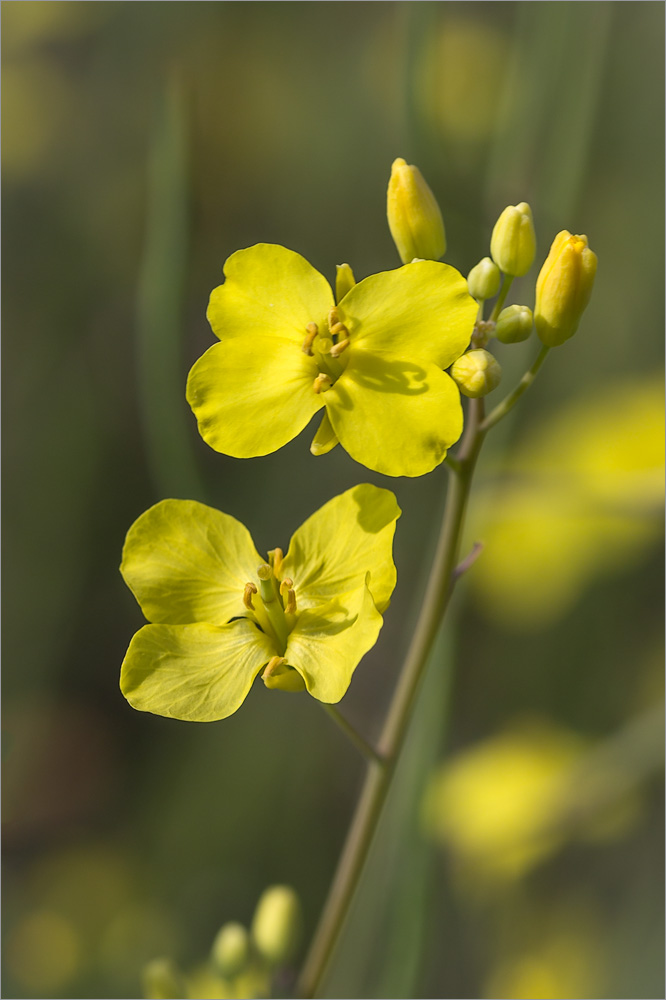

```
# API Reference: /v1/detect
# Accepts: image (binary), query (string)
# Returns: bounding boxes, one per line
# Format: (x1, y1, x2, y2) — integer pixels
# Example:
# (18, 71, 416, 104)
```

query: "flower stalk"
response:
(296, 398, 487, 999)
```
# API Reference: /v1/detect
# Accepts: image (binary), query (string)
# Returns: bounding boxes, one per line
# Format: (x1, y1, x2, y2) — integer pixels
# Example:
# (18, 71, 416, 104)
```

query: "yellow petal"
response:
(120, 620, 276, 722)
(338, 259, 475, 370)
(280, 484, 400, 613)
(325, 349, 463, 477)
(121, 499, 263, 625)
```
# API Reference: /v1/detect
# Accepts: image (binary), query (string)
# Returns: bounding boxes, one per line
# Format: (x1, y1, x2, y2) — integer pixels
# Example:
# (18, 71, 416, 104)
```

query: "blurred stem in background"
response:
(136, 73, 207, 502)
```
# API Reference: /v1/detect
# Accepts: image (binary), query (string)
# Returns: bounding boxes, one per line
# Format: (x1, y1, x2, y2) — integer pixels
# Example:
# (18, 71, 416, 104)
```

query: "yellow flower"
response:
(490, 202, 536, 277)
(535, 230, 597, 346)
(386, 157, 446, 263)
(120, 485, 400, 721)
(186, 244, 476, 478)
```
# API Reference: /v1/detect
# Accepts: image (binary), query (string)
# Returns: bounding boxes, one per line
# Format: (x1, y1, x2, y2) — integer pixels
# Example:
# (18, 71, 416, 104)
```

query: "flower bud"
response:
(450, 350, 502, 398)
(251, 885, 302, 966)
(387, 157, 446, 263)
(495, 304, 533, 344)
(335, 263, 356, 302)
(211, 922, 250, 978)
(534, 231, 597, 346)
(467, 257, 501, 300)
(490, 202, 536, 276)
(141, 958, 185, 1000)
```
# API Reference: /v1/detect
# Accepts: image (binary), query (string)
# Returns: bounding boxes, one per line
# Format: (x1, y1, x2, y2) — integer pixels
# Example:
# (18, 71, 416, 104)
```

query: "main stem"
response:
(296, 399, 487, 999)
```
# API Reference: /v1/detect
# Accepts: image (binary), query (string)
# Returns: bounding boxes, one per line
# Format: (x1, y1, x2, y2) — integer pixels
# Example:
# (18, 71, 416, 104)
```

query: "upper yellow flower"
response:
(386, 157, 446, 263)
(186, 244, 477, 478)
(119, 484, 400, 721)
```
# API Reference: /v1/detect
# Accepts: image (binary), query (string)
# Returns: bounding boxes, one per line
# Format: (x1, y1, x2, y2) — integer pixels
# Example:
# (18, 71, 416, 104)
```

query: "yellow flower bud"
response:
(211, 922, 250, 978)
(467, 257, 501, 301)
(141, 958, 185, 1000)
(387, 157, 446, 263)
(495, 304, 533, 344)
(251, 885, 302, 966)
(534, 230, 597, 346)
(450, 349, 502, 398)
(490, 202, 536, 276)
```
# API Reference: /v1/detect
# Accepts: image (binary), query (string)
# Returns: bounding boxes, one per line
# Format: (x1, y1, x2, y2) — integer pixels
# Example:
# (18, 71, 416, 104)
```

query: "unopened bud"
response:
(490, 202, 536, 276)
(141, 958, 185, 1000)
(211, 922, 250, 978)
(495, 304, 533, 344)
(387, 157, 446, 264)
(335, 263, 356, 302)
(467, 257, 501, 301)
(251, 885, 302, 966)
(450, 350, 502, 398)
(534, 231, 597, 346)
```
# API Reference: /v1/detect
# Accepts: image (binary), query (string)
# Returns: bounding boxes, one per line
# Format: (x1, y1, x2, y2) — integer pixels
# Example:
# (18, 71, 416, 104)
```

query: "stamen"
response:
(330, 322, 348, 338)
(262, 655, 288, 680)
(279, 578, 294, 597)
(302, 323, 318, 356)
(243, 582, 257, 610)
(330, 338, 350, 358)
(268, 548, 284, 575)
(328, 306, 340, 331)
(313, 373, 332, 393)
(285, 589, 297, 615)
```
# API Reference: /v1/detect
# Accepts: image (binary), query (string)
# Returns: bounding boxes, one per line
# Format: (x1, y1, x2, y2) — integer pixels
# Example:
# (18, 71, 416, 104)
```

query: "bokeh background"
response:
(2, 3, 664, 998)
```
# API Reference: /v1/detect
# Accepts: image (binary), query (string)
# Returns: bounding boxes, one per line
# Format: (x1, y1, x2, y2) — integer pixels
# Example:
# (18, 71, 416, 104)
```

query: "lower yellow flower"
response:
(186, 243, 476, 477)
(119, 485, 400, 721)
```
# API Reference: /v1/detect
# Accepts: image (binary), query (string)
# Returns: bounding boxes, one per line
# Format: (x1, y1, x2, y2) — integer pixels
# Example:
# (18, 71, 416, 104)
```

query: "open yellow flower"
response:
(186, 244, 477, 477)
(119, 484, 400, 721)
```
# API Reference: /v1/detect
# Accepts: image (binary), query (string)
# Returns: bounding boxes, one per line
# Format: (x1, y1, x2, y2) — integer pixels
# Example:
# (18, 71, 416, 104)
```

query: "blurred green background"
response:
(2, 3, 663, 998)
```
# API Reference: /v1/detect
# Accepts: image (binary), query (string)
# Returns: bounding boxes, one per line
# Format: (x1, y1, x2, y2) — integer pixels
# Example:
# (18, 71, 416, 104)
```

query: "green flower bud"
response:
(335, 263, 356, 302)
(450, 349, 502, 398)
(141, 958, 185, 1000)
(211, 921, 250, 978)
(467, 257, 501, 301)
(387, 157, 446, 264)
(251, 885, 302, 966)
(490, 202, 536, 276)
(534, 230, 597, 346)
(495, 304, 533, 344)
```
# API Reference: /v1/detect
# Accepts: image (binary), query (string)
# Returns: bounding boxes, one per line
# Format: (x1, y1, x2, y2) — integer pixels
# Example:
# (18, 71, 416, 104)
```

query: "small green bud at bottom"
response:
(495, 304, 533, 344)
(141, 958, 185, 1000)
(450, 350, 502, 398)
(211, 922, 250, 978)
(251, 885, 302, 966)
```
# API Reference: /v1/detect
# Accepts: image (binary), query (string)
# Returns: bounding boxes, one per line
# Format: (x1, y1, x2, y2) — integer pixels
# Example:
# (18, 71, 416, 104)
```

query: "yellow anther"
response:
(279, 578, 294, 597)
(329, 322, 348, 338)
(268, 548, 284, 575)
(328, 306, 340, 330)
(284, 589, 297, 615)
(262, 655, 288, 680)
(330, 338, 350, 358)
(243, 582, 257, 610)
(302, 324, 318, 356)
(313, 373, 332, 393)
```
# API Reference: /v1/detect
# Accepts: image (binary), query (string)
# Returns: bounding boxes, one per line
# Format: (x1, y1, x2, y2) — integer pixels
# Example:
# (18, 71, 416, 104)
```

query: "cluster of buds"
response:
(141, 885, 302, 1000)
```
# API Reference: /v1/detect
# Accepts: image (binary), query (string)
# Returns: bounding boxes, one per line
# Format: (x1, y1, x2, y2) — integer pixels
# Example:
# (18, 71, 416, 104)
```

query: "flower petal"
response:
(285, 584, 383, 703)
(121, 499, 264, 625)
(338, 259, 476, 370)
(325, 349, 463, 477)
(187, 339, 323, 458)
(207, 244, 335, 344)
(280, 484, 400, 613)
(120, 620, 276, 722)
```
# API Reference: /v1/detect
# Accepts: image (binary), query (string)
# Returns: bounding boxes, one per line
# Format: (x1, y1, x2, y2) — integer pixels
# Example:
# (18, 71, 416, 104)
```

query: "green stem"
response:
(489, 274, 514, 321)
(295, 399, 487, 999)
(322, 704, 386, 768)
(481, 343, 550, 432)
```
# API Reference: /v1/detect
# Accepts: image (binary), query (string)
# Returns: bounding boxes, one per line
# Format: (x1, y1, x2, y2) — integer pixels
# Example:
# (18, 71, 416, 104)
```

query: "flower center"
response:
(302, 307, 351, 393)
(242, 548, 296, 656)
